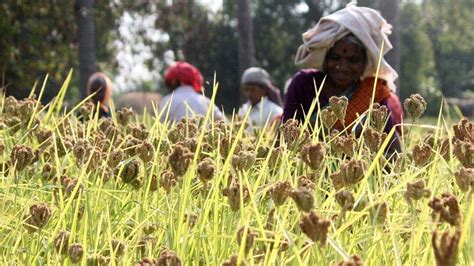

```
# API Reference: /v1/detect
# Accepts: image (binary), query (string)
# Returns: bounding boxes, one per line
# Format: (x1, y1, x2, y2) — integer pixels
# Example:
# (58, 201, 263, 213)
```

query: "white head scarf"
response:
(295, 2, 398, 91)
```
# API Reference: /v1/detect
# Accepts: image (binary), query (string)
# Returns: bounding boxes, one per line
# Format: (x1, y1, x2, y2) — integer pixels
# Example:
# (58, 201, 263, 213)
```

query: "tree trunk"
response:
(237, 0, 255, 102)
(380, 0, 400, 85)
(75, 0, 96, 99)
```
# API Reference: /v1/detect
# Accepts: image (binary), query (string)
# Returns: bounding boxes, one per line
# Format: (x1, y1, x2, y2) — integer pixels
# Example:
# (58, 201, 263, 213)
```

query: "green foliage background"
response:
(0, 0, 472, 114)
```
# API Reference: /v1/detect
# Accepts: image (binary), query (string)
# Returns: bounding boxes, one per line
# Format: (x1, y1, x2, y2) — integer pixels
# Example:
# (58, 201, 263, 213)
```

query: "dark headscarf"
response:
(241, 67, 283, 106)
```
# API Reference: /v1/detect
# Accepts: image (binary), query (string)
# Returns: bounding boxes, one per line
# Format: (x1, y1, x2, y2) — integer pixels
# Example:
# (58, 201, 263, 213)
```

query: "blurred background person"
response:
(238, 67, 283, 130)
(158, 61, 224, 124)
(283, 3, 403, 152)
(87, 72, 113, 118)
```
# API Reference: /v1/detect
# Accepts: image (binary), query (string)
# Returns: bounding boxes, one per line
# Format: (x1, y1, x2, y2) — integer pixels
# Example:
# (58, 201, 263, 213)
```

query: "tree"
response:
(398, 2, 438, 113)
(423, 0, 474, 98)
(237, 0, 255, 102)
(380, 0, 400, 78)
(0, 1, 117, 103)
(75, 0, 97, 99)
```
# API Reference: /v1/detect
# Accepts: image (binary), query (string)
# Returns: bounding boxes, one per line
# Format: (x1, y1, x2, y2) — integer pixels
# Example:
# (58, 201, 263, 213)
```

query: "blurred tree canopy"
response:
(1, 0, 472, 115)
(0, 1, 116, 102)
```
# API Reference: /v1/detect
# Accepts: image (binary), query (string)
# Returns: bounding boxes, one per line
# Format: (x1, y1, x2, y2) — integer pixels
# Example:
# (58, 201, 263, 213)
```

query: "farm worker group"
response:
(85, 3, 403, 151)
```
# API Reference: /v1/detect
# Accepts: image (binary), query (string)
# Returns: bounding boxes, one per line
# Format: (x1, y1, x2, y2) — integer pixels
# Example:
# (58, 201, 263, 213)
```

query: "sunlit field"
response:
(0, 76, 473, 265)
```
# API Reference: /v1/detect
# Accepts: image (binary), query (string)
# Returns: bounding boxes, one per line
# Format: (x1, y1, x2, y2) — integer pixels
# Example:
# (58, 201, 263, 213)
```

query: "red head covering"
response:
(164, 61, 204, 93)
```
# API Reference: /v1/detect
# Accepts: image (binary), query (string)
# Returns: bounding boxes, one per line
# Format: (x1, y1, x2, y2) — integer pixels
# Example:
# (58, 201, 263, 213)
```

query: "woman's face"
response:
(325, 39, 366, 90)
(243, 84, 267, 105)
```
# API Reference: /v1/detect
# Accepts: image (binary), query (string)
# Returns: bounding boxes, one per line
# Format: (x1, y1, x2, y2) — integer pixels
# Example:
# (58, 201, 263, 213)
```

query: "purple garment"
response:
(282, 69, 401, 153)
(283, 69, 328, 123)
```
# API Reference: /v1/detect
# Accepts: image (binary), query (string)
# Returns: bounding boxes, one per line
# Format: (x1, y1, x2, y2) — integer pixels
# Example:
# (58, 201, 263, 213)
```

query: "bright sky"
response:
(199, 0, 223, 12)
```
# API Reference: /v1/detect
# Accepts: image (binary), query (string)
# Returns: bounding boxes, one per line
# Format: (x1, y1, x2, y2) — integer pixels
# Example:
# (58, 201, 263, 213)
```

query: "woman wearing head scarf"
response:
(283, 3, 403, 151)
(238, 67, 283, 129)
(87, 72, 113, 118)
(158, 61, 224, 124)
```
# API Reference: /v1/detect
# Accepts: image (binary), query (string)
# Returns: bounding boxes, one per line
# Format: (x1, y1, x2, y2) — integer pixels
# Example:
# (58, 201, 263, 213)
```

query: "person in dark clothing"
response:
(87, 72, 113, 118)
(283, 4, 403, 153)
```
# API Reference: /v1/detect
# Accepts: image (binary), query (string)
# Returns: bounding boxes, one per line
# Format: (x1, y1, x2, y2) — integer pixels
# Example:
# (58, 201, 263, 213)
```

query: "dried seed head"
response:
(120, 159, 141, 183)
(299, 210, 331, 245)
(256, 146, 270, 159)
(404, 94, 427, 120)
(338, 255, 364, 266)
(453, 140, 474, 168)
(108, 149, 124, 169)
(369, 202, 389, 224)
(111, 239, 126, 257)
(330, 171, 345, 190)
(184, 137, 198, 153)
(143, 223, 158, 235)
(96, 138, 111, 153)
(452, 117, 474, 143)
(428, 193, 461, 226)
(236, 227, 257, 255)
(412, 143, 433, 167)
(138, 141, 155, 163)
(371, 103, 389, 132)
(73, 139, 92, 164)
(131, 123, 149, 140)
(34, 127, 53, 145)
(231, 150, 256, 171)
(124, 137, 141, 156)
(98, 118, 114, 132)
(135, 257, 156, 266)
(104, 124, 120, 140)
(53, 230, 70, 255)
(454, 167, 474, 192)
(404, 180, 432, 204)
(341, 159, 366, 187)
(157, 248, 182, 266)
(130, 176, 144, 190)
(290, 187, 315, 212)
(116, 108, 134, 126)
(53, 137, 73, 158)
(168, 144, 193, 176)
(60, 175, 84, 199)
(11, 144, 35, 171)
(439, 138, 452, 162)
(297, 175, 316, 189)
(364, 128, 387, 153)
(222, 182, 250, 211)
(160, 171, 178, 194)
(24, 203, 52, 232)
(431, 229, 461, 266)
(68, 243, 84, 263)
(184, 213, 198, 228)
(197, 158, 216, 182)
(330, 134, 356, 157)
(4, 96, 19, 116)
(269, 181, 292, 206)
(280, 119, 310, 150)
(268, 147, 283, 169)
(42, 163, 56, 181)
(300, 142, 327, 170)
(335, 190, 355, 211)
(221, 255, 247, 266)
(423, 133, 436, 148)
(149, 174, 159, 192)
(329, 96, 348, 123)
(79, 102, 95, 119)
(320, 107, 338, 129)
(87, 254, 110, 266)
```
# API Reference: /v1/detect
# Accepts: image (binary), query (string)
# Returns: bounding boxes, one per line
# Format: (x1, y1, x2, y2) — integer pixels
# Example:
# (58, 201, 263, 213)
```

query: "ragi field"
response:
(0, 82, 473, 265)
